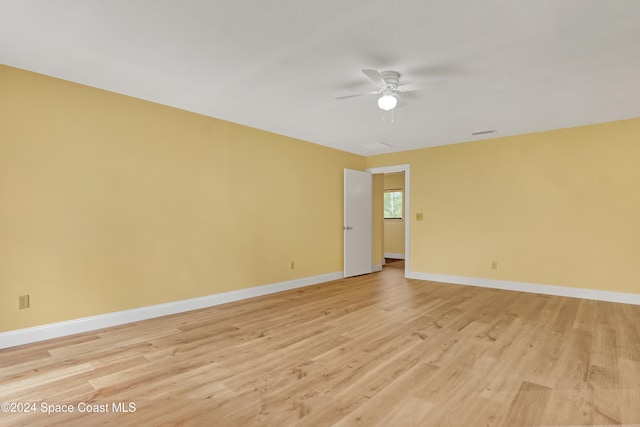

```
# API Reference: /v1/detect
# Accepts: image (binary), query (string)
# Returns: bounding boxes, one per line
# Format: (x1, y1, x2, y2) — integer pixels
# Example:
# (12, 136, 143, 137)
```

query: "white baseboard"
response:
(406, 271, 640, 306)
(0, 271, 343, 350)
(384, 253, 405, 259)
(372, 264, 383, 272)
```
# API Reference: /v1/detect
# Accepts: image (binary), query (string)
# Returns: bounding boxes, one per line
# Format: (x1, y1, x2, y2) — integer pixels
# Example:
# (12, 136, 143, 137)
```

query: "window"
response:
(384, 189, 403, 219)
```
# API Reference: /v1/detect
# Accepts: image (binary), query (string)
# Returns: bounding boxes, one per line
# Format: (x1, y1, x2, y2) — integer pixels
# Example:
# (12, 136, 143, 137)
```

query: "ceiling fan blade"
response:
(397, 79, 448, 92)
(362, 69, 387, 85)
(336, 90, 380, 100)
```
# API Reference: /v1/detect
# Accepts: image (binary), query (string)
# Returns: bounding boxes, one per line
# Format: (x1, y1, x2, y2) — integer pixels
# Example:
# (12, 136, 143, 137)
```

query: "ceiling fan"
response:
(337, 69, 446, 111)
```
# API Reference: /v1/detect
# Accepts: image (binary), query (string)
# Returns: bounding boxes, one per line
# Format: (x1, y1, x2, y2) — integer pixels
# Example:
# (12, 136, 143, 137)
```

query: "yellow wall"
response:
(384, 172, 405, 191)
(0, 65, 364, 332)
(383, 173, 405, 256)
(367, 118, 640, 294)
(3, 64, 640, 334)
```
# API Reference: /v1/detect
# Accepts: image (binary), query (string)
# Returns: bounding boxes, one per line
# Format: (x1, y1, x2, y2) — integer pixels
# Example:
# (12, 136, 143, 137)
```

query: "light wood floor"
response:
(2, 262, 640, 426)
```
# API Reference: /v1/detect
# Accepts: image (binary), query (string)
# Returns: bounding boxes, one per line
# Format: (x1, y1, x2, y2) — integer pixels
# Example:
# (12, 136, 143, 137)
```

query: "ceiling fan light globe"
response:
(378, 94, 397, 111)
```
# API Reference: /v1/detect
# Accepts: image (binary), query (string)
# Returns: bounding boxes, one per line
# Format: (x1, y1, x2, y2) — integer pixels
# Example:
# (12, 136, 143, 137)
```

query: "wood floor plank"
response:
(503, 381, 552, 426)
(330, 362, 439, 427)
(2, 261, 640, 426)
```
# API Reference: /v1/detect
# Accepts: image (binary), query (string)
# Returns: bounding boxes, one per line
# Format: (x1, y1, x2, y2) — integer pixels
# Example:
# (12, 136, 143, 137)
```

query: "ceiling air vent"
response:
(362, 142, 393, 150)
(471, 130, 497, 136)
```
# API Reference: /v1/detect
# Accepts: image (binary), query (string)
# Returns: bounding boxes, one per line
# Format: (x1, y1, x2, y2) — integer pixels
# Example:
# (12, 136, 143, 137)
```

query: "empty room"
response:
(1, 1, 640, 426)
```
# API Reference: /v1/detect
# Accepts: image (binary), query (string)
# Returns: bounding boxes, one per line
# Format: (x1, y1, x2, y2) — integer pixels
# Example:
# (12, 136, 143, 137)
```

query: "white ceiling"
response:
(2, 0, 640, 156)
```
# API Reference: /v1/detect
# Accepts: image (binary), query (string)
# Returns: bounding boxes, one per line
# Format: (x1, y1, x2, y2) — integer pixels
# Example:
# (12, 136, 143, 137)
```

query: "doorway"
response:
(367, 164, 410, 277)
(382, 171, 405, 264)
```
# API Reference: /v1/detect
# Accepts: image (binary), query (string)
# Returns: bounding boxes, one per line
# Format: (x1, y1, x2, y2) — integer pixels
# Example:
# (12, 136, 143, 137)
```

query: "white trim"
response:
(0, 271, 343, 350)
(367, 164, 410, 277)
(406, 271, 640, 306)
(384, 253, 405, 260)
(372, 264, 383, 272)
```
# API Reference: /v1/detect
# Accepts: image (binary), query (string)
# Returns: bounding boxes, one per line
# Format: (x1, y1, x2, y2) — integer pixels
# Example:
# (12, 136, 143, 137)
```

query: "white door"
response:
(344, 169, 372, 277)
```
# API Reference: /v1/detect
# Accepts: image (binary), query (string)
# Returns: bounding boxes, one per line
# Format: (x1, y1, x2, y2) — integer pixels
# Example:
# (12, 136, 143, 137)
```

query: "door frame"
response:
(366, 164, 410, 277)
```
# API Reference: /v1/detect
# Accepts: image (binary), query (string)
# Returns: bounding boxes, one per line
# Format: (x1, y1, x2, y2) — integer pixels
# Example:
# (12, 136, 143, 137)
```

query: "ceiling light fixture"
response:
(377, 92, 397, 111)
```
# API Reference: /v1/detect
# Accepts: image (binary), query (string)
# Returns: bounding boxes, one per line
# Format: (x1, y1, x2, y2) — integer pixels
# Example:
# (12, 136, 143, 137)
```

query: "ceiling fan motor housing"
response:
(379, 71, 401, 90)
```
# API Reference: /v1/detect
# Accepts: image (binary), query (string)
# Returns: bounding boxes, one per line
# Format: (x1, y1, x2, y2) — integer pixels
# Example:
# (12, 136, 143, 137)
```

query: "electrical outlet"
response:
(18, 294, 30, 309)
(491, 261, 498, 270)
(290, 261, 295, 270)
